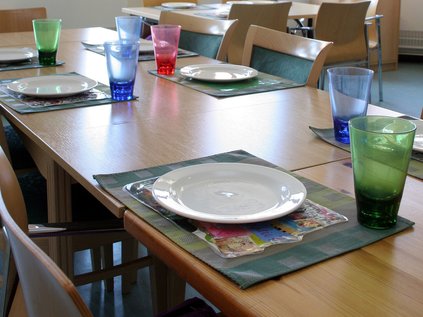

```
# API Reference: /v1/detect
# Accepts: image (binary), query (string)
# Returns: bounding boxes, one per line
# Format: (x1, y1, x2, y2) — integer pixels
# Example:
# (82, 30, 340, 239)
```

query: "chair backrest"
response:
(0, 147, 93, 317)
(0, 7, 47, 33)
(0, 196, 93, 317)
(227, 2, 292, 64)
(143, 0, 196, 6)
(159, 11, 238, 61)
(365, 0, 380, 44)
(242, 25, 333, 87)
(313, 1, 370, 65)
(310, 0, 380, 44)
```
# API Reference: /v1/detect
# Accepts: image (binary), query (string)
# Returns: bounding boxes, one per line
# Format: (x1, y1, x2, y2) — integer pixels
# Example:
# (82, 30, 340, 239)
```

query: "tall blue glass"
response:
(104, 41, 140, 101)
(115, 16, 142, 42)
(328, 67, 374, 144)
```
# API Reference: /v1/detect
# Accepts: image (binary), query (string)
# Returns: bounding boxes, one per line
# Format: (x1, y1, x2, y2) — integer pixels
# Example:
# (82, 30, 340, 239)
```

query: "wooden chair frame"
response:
(159, 11, 238, 61)
(0, 7, 47, 33)
(242, 25, 333, 87)
(0, 146, 152, 315)
(0, 189, 94, 317)
(298, 2, 371, 89)
(227, 2, 292, 65)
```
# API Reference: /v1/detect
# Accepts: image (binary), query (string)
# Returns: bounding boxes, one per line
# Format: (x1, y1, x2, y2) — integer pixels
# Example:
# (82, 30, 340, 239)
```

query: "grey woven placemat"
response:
(0, 59, 64, 72)
(94, 150, 414, 289)
(83, 45, 198, 61)
(309, 126, 423, 180)
(0, 73, 132, 114)
(149, 69, 304, 97)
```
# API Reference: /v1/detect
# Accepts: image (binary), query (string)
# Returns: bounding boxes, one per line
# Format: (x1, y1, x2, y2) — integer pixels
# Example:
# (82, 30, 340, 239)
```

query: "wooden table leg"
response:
(149, 254, 186, 315)
(45, 158, 73, 276)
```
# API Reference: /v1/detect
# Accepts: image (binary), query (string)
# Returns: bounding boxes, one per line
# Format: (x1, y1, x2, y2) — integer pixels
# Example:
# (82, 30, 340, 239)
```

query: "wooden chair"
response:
(159, 11, 238, 61)
(227, 2, 292, 64)
(303, 2, 371, 89)
(0, 146, 152, 315)
(0, 7, 46, 171)
(306, 0, 383, 101)
(242, 25, 333, 87)
(0, 7, 47, 33)
(0, 188, 94, 317)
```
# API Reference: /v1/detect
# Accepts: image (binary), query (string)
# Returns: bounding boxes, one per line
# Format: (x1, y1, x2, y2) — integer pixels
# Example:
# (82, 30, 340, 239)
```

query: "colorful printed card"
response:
(124, 177, 348, 258)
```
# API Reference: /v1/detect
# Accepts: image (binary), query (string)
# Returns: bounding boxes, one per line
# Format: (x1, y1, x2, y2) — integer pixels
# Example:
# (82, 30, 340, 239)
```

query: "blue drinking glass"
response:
(104, 41, 140, 101)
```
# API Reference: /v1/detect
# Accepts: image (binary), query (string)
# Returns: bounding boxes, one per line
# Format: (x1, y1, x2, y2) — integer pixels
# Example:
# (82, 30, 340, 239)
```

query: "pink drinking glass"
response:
(151, 24, 181, 75)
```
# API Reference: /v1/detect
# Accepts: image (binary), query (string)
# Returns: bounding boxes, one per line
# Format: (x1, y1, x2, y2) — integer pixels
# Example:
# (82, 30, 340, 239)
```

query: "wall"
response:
(0, 0, 139, 29)
(400, 0, 423, 30)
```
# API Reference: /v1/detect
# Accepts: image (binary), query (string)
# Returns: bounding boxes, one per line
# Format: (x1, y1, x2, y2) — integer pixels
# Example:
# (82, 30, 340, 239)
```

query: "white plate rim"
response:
(226, 0, 276, 4)
(6, 74, 98, 98)
(180, 63, 259, 82)
(0, 47, 36, 63)
(161, 2, 197, 8)
(152, 163, 307, 224)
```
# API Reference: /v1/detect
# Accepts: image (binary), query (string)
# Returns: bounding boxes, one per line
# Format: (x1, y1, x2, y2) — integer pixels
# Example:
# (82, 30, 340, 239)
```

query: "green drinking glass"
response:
(349, 116, 416, 229)
(32, 19, 62, 66)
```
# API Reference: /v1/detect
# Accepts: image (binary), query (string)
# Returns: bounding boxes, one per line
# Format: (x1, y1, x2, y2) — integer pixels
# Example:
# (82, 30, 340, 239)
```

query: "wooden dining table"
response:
(0, 27, 422, 316)
(122, 1, 320, 22)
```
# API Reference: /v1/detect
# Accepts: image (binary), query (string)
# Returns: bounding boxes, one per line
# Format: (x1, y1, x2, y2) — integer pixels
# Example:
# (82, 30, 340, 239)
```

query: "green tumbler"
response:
(32, 19, 62, 66)
(349, 116, 416, 229)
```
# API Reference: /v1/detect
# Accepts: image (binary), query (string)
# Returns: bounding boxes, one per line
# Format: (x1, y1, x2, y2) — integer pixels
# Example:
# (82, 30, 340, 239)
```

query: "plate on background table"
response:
(226, 0, 276, 4)
(152, 163, 307, 224)
(7, 74, 98, 98)
(413, 120, 423, 152)
(161, 2, 196, 9)
(180, 64, 258, 82)
(81, 39, 154, 54)
(0, 47, 36, 63)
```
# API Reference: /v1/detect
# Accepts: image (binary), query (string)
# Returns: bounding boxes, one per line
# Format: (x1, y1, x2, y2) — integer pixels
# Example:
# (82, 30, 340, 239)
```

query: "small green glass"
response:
(32, 19, 62, 66)
(349, 116, 416, 229)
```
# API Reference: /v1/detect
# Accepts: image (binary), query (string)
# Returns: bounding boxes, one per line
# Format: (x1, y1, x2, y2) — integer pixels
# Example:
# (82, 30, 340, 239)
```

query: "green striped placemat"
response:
(0, 59, 64, 72)
(0, 73, 133, 114)
(149, 69, 304, 97)
(94, 150, 414, 289)
(309, 126, 423, 180)
(83, 45, 198, 61)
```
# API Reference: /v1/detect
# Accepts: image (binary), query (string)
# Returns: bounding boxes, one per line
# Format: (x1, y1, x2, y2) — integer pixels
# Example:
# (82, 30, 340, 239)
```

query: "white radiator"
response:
(399, 30, 423, 55)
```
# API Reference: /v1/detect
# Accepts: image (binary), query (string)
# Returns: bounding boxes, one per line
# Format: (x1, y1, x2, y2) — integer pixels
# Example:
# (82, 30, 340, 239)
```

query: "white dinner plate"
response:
(413, 120, 423, 152)
(180, 64, 258, 82)
(0, 47, 36, 63)
(7, 74, 98, 98)
(161, 2, 197, 9)
(152, 163, 307, 224)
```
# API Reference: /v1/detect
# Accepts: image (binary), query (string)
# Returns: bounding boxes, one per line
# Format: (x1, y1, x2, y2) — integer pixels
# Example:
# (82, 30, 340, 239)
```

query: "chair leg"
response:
(90, 247, 101, 272)
(121, 239, 139, 294)
(319, 70, 326, 90)
(375, 16, 383, 102)
(102, 244, 114, 292)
